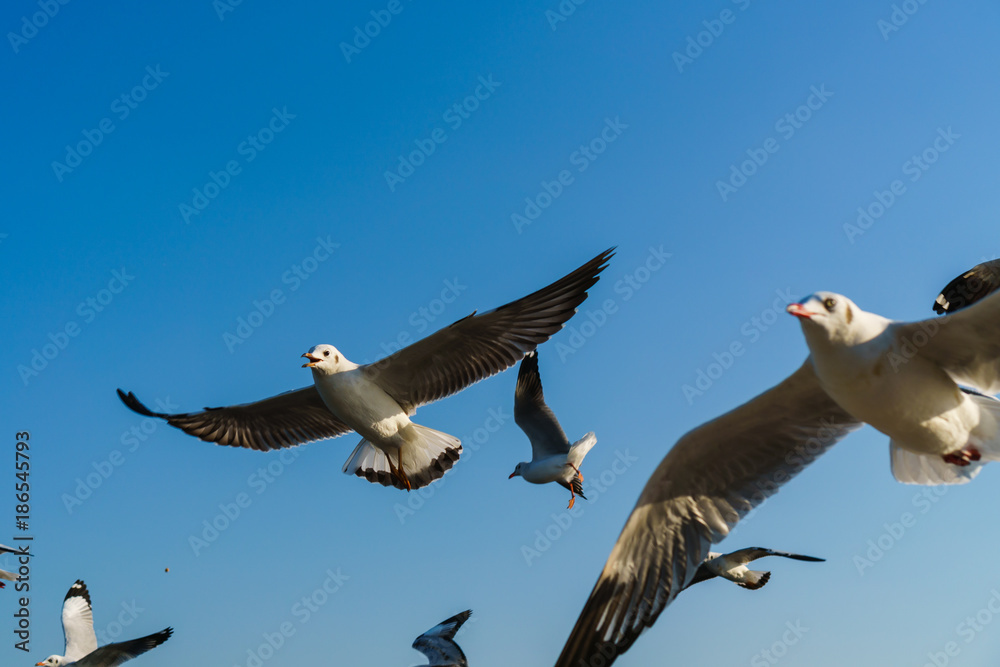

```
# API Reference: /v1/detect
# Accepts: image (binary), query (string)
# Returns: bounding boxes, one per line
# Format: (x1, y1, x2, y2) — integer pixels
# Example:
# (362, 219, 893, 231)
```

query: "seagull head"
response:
(301, 344, 354, 375)
(508, 462, 526, 479)
(786, 292, 862, 343)
(36, 656, 65, 666)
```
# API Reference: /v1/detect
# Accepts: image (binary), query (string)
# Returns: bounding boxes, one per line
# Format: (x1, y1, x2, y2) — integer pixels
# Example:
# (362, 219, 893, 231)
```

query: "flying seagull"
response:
(683, 547, 825, 591)
(119, 248, 614, 491)
(553, 361, 861, 667)
(35, 580, 172, 666)
(508, 351, 596, 508)
(933, 258, 1000, 314)
(556, 269, 1000, 667)
(788, 290, 1000, 484)
(0, 543, 29, 589)
(0, 569, 16, 588)
(412, 610, 472, 667)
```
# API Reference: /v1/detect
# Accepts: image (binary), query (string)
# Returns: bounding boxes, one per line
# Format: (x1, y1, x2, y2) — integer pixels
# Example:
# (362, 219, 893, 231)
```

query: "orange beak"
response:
(786, 303, 814, 319)
(301, 352, 322, 368)
(508, 472, 517, 479)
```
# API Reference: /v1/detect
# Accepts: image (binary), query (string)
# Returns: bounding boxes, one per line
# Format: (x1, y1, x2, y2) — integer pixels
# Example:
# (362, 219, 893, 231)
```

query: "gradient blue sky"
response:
(5, 1, 1000, 665)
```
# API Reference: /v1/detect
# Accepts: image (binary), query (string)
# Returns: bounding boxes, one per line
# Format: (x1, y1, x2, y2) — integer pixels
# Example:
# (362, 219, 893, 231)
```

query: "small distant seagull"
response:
(35, 580, 172, 666)
(683, 548, 825, 591)
(508, 351, 596, 509)
(119, 249, 613, 491)
(412, 610, 472, 667)
(933, 258, 1000, 314)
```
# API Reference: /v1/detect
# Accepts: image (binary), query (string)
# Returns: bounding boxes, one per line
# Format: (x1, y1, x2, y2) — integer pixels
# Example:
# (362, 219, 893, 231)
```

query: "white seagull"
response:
(556, 265, 1000, 666)
(412, 610, 472, 667)
(35, 580, 172, 666)
(119, 249, 614, 491)
(788, 290, 1000, 484)
(683, 547, 825, 591)
(508, 351, 596, 508)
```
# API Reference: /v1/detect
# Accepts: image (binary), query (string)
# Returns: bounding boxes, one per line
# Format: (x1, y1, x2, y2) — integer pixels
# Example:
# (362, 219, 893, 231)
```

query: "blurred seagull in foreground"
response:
(508, 351, 596, 509)
(555, 263, 1000, 667)
(119, 249, 614, 491)
(35, 580, 172, 666)
(683, 547, 825, 591)
(412, 610, 472, 667)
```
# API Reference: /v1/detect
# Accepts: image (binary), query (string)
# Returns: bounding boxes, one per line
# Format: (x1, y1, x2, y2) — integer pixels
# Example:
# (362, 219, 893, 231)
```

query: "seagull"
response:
(556, 271, 1000, 667)
(0, 569, 16, 588)
(554, 361, 861, 667)
(118, 249, 614, 491)
(35, 580, 172, 666)
(0, 543, 29, 589)
(788, 290, 1000, 484)
(683, 547, 825, 591)
(412, 610, 472, 667)
(508, 351, 596, 509)
(933, 258, 1000, 314)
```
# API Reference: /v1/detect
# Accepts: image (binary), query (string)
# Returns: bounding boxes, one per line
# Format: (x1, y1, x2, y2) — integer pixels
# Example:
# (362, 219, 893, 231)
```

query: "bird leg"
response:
(567, 489, 576, 510)
(394, 450, 412, 491)
(565, 462, 583, 481)
(942, 445, 982, 467)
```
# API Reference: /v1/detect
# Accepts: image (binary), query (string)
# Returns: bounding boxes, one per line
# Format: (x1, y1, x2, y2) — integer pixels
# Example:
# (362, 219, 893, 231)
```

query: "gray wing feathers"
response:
(413, 610, 471, 667)
(726, 547, 825, 564)
(363, 249, 614, 413)
(515, 351, 570, 459)
(117, 386, 353, 451)
(74, 628, 173, 667)
(554, 360, 860, 667)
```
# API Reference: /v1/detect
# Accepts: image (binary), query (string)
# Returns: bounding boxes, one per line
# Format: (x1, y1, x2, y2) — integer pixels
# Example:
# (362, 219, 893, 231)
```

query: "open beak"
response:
(301, 352, 322, 368)
(786, 303, 814, 319)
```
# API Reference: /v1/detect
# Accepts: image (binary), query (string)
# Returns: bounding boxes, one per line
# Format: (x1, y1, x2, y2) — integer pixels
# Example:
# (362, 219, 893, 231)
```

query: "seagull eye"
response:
(823, 298, 836, 311)
(323, 350, 330, 357)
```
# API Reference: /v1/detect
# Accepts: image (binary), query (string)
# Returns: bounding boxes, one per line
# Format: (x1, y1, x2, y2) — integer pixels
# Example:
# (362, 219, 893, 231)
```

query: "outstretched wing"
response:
(74, 628, 173, 667)
(413, 610, 472, 667)
(117, 387, 353, 451)
(363, 249, 614, 414)
(514, 351, 570, 460)
(725, 547, 826, 565)
(554, 360, 860, 667)
(62, 580, 98, 661)
(933, 258, 1000, 314)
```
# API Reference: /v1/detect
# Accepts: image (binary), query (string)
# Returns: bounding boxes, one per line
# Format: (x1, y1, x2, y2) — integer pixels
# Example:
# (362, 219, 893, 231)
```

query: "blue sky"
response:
(4, 1, 1000, 665)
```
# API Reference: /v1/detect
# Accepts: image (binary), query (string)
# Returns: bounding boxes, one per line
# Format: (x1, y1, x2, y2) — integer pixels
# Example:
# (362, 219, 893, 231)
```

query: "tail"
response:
(889, 440, 982, 485)
(341, 424, 461, 491)
(567, 432, 597, 468)
(969, 393, 1000, 461)
(737, 570, 771, 590)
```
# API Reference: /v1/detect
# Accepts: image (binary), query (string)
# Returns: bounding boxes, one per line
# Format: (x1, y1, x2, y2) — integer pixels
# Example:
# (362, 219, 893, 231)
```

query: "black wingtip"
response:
(65, 580, 91, 604)
(117, 389, 161, 418)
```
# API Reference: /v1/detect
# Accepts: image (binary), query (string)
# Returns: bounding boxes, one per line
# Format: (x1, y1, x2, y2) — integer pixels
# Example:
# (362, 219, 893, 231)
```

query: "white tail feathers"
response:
(341, 424, 462, 491)
(889, 441, 982, 486)
(737, 570, 771, 590)
(567, 432, 597, 468)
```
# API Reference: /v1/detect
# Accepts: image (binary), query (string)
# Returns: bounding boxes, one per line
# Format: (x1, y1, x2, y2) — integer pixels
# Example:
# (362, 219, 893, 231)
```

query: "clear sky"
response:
(4, 1, 1000, 665)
